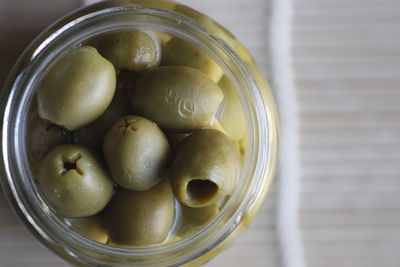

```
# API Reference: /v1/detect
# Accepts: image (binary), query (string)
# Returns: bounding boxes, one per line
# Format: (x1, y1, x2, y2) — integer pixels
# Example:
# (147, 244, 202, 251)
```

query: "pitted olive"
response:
(39, 144, 114, 217)
(170, 129, 240, 207)
(105, 178, 175, 246)
(98, 30, 160, 72)
(131, 66, 223, 132)
(37, 46, 116, 130)
(103, 115, 171, 191)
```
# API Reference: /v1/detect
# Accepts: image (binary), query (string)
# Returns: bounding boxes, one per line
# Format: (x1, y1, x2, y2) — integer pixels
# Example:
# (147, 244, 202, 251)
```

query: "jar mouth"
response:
(0, 4, 271, 266)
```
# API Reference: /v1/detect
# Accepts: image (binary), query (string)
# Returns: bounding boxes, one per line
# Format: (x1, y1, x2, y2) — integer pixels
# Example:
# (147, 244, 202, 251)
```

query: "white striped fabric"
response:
(294, 0, 400, 266)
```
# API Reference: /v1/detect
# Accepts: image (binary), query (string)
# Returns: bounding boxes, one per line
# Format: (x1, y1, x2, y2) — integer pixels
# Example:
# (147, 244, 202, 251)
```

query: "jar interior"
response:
(3, 5, 269, 266)
(27, 28, 249, 245)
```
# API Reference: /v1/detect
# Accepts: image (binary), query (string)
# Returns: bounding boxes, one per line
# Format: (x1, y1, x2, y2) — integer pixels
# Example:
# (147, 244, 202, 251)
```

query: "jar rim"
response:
(0, 4, 273, 266)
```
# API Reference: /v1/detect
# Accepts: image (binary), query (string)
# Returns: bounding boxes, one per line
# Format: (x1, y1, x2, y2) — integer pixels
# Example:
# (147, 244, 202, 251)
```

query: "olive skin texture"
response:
(65, 214, 108, 244)
(103, 115, 171, 191)
(131, 66, 224, 132)
(218, 75, 246, 142)
(39, 145, 114, 217)
(105, 178, 175, 247)
(98, 30, 160, 72)
(170, 129, 240, 207)
(177, 204, 219, 237)
(161, 37, 223, 82)
(37, 46, 116, 130)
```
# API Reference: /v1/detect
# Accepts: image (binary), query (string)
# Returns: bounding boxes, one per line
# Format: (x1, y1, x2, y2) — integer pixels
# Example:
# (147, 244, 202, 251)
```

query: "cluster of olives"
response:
(29, 29, 246, 247)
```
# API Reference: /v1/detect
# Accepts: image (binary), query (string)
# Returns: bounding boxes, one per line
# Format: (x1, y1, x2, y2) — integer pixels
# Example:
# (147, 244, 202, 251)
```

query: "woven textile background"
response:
(1, 0, 400, 266)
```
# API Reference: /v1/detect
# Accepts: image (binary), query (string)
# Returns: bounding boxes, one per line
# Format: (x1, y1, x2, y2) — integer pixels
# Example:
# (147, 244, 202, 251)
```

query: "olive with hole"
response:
(170, 129, 240, 207)
(103, 115, 171, 191)
(65, 214, 108, 244)
(161, 37, 223, 82)
(131, 66, 223, 132)
(39, 144, 114, 217)
(177, 204, 219, 237)
(105, 178, 175, 246)
(97, 30, 160, 72)
(37, 46, 116, 130)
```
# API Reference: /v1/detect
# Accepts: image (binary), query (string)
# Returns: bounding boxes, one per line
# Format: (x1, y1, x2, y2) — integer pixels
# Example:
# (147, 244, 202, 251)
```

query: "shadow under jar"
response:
(0, 0, 279, 266)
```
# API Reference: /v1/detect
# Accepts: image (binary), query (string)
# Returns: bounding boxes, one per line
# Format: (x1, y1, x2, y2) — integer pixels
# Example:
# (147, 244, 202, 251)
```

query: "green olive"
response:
(103, 115, 171, 191)
(170, 129, 240, 207)
(64, 214, 108, 244)
(105, 178, 175, 247)
(218, 75, 246, 142)
(74, 88, 131, 149)
(37, 46, 116, 130)
(131, 66, 223, 132)
(161, 37, 223, 82)
(177, 204, 219, 237)
(97, 30, 160, 72)
(39, 145, 114, 217)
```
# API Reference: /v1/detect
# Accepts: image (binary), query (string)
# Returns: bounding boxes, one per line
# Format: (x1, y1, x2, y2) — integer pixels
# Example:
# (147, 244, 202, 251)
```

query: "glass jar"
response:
(0, 0, 278, 266)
